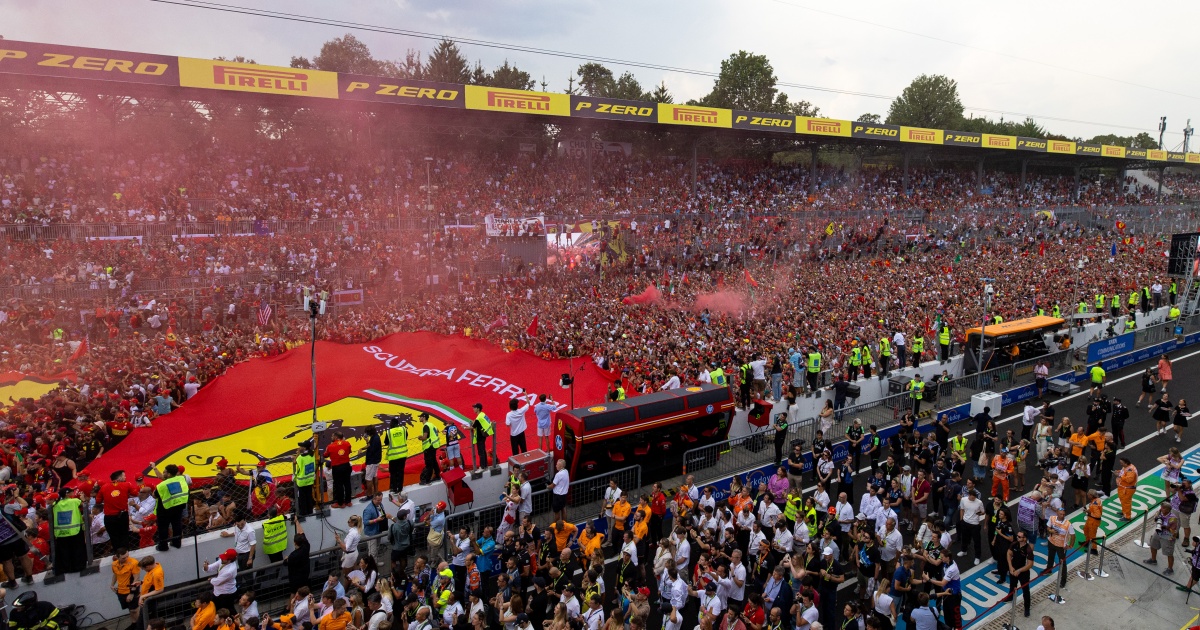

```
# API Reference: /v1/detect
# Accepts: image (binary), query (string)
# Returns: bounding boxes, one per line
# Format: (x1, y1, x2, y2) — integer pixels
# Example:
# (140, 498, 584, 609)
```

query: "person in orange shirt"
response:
(549, 516, 577, 552)
(612, 492, 632, 540)
(310, 595, 352, 630)
(632, 509, 649, 543)
(1117, 457, 1138, 521)
(110, 547, 141, 622)
(192, 592, 217, 630)
(1081, 490, 1104, 554)
(137, 555, 165, 618)
(1068, 427, 1089, 464)
(577, 521, 603, 568)
(991, 450, 1015, 501)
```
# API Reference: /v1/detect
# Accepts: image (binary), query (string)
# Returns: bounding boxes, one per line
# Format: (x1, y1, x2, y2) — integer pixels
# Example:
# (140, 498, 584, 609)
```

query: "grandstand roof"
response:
(1, 38, 1194, 170)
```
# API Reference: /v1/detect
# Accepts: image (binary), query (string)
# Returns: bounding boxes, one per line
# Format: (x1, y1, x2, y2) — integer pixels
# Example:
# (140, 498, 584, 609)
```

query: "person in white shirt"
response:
(813, 483, 831, 516)
(219, 515, 256, 569)
(551, 459, 570, 522)
(759, 499, 781, 529)
(504, 395, 530, 455)
(203, 549, 239, 610)
(697, 582, 723, 625)
(859, 491, 882, 524)
(748, 521, 768, 552)
(893, 331, 907, 367)
(880, 517, 903, 565)
(366, 593, 388, 630)
(674, 530, 691, 572)
(661, 373, 681, 390)
(793, 515, 811, 548)
(581, 594, 604, 630)
(836, 493, 855, 534)
(561, 585, 581, 618)
(875, 499, 898, 538)
(89, 505, 109, 547)
(957, 488, 986, 565)
(749, 355, 768, 398)
(1022, 403, 1041, 442)
(795, 588, 820, 627)
(602, 479, 621, 543)
(728, 550, 747, 610)
(663, 605, 683, 630)
(441, 592, 465, 628)
(772, 520, 794, 554)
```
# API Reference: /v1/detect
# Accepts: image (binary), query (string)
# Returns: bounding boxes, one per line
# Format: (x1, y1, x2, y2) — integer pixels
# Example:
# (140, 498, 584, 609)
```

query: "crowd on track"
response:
(0, 137, 1196, 630)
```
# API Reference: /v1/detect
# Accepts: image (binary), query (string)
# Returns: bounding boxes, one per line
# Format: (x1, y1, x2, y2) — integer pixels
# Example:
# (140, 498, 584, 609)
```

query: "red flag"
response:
(1038, 242, 1045, 257)
(68, 337, 89, 364)
(1116, 220, 1126, 231)
(681, 272, 689, 285)
(744, 269, 759, 288)
(164, 326, 178, 349)
(525, 315, 539, 337)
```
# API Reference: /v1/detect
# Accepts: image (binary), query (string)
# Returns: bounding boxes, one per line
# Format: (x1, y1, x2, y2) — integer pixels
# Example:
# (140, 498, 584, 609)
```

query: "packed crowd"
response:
(0, 145, 1179, 227)
(0, 135, 1192, 615)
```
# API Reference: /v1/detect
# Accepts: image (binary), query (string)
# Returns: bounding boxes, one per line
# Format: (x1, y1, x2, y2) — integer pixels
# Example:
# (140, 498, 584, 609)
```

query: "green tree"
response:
(290, 34, 383, 75)
(576, 62, 616, 96)
(485, 60, 536, 90)
(610, 72, 649, 101)
(1085, 132, 1158, 149)
(1010, 117, 1046, 138)
(885, 74, 964, 129)
(698, 51, 785, 112)
(857, 113, 881, 124)
(649, 81, 674, 104)
(787, 100, 820, 117)
(425, 39, 471, 84)
(393, 49, 424, 80)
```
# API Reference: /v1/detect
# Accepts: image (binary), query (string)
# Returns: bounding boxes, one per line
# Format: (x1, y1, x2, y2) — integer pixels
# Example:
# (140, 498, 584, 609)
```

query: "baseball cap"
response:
(219, 549, 237, 562)
(436, 501, 447, 510)
(822, 547, 833, 556)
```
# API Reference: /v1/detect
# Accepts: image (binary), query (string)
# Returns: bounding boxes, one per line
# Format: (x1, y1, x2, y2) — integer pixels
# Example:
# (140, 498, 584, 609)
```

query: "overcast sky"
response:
(3, 0, 1198, 146)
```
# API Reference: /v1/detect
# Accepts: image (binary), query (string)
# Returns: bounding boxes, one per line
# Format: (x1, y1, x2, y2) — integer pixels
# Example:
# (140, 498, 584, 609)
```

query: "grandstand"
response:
(3, 35, 1200, 630)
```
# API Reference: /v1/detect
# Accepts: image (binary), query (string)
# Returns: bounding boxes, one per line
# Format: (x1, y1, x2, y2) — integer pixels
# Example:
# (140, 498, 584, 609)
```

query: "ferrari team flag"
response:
(525, 315, 539, 337)
(82, 332, 613, 487)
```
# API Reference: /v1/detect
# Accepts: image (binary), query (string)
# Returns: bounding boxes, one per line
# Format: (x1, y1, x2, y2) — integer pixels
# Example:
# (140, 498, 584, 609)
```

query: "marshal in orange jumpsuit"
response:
(991, 453, 1015, 501)
(1117, 463, 1138, 520)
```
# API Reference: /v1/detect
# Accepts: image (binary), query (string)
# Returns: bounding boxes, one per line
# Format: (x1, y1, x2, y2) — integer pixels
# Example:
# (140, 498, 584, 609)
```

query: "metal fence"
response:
(135, 464, 641, 628)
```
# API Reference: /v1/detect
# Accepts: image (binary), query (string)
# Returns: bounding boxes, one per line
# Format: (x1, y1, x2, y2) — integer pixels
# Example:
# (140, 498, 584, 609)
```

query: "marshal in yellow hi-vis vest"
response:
(156, 476, 189, 510)
(261, 515, 288, 556)
(52, 497, 83, 538)
(386, 426, 409, 461)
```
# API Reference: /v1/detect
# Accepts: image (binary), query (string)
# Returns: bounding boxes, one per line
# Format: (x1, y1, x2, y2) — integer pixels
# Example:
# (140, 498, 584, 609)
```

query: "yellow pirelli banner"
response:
(656, 103, 732, 128)
(464, 85, 570, 116)
(178, 57, 339, 99)
(795, 116, 852, 138)
(900, 126, 944, 145)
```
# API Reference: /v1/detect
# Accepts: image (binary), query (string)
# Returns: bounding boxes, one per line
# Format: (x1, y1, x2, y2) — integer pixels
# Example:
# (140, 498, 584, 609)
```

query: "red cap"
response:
(257, 461, 267, 467)
(216, 458, 228, 469)
(637, 587, 650, 597)
(219, 549, 238, 562)
(177, 466, 185, 473)
(436, 501, 447, 511)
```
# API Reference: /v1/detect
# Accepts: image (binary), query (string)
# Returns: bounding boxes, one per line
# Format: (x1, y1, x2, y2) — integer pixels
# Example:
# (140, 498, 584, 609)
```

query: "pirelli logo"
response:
(1049, 140, 1074, 153)
(900, 127, 943, 145)
(1103, 145, 1126, 158)
(1148, 149, 1167, 161)
(657, 103, 731, 128)
(464, 85, 568, 116)
(214, 66, 309, 92)
(674, 107, 719, 124)
(178, 57, 339, 98)
(488, 90, 549, 111)
(984, 135, 1015, 149)
(808, 120, 843, 134)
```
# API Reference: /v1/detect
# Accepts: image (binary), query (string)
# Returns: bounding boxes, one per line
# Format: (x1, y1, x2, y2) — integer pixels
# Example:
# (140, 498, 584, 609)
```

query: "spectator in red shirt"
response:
(100, 470, 138, 552)
(324, 432, 353, 508)
(649, 482, 667, 545)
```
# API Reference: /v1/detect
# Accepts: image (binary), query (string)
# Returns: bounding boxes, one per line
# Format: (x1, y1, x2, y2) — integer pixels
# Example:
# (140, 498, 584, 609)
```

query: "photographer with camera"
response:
(1145, 499, 1180, 576)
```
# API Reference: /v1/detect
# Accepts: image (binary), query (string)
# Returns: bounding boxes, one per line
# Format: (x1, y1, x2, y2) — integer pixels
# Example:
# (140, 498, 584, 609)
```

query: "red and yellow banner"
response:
(82, 333, 612, 486)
